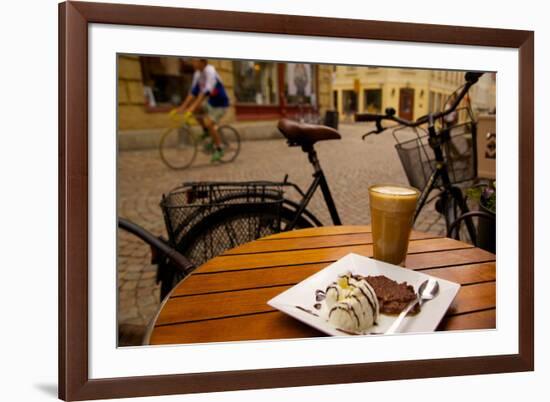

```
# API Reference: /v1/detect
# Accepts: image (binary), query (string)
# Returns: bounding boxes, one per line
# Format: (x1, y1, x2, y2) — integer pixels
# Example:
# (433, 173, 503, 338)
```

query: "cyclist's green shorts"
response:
(203, 102, 227, 123)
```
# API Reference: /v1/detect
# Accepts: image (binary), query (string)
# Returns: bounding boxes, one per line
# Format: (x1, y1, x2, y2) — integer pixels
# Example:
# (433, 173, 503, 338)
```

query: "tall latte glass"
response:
(368, 184, 420, 266)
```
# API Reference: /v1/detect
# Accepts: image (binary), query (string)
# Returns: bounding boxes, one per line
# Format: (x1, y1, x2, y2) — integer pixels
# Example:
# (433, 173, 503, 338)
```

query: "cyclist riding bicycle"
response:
(171, 58, 230, 162)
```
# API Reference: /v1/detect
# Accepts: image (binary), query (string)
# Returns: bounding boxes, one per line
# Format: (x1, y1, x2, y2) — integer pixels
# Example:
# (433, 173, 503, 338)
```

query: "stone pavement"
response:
(117, 122, 449, 346)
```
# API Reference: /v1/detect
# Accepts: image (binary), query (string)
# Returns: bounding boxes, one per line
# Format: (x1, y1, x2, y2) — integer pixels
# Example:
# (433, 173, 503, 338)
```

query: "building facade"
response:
(118, 55, 333, 133)
(332, 66, 496, 121)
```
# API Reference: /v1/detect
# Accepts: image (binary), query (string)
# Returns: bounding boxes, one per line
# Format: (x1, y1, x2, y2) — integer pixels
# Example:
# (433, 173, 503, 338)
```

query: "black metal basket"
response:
(394, 121, 477, 190)
(160, 182, 284, 266)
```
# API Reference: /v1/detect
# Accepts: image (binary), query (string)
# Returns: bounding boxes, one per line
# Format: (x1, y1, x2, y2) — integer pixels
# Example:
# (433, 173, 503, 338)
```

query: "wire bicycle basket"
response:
(393, 115, 478, 190)
(160, 182, 284, 267)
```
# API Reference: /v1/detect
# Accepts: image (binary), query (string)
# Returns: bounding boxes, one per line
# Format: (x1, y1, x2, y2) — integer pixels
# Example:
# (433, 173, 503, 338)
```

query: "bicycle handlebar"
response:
(169, 109, 196, 125)
(357, 71, 483, 139)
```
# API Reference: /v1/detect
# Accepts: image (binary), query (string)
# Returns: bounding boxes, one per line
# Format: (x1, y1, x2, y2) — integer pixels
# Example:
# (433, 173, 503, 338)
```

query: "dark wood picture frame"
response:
(59, 1, 534, 400)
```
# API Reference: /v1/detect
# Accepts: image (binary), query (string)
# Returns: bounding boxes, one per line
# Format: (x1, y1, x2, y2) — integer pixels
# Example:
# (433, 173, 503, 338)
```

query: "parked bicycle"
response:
(355, 71, 494, 244)
(159, 118, 343, 268)
(159, 111, 241, 169)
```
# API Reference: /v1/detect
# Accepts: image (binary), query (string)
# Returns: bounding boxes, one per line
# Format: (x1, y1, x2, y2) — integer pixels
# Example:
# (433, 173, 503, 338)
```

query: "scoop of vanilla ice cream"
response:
(325, 273, 379, 333)
(324, 285, 339, 309)
(328, 301, 361, 331)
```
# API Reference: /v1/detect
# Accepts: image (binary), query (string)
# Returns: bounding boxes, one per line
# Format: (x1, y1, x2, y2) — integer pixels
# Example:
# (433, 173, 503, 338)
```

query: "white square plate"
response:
(267, 253, 460, 336)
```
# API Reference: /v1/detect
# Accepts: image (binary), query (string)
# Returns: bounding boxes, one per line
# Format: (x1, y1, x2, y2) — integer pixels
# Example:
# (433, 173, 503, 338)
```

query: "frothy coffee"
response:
(369, 184, 420, 266)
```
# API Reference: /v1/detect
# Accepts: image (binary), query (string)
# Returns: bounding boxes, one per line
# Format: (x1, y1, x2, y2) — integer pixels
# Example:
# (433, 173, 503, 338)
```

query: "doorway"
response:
(342, 90, 358, 118)
(399, 88, 415, 121)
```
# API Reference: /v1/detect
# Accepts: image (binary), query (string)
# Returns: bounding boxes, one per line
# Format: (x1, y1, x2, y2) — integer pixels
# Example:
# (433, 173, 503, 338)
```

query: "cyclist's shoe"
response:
(168, 108, 181, 122)
(210, 149, 224, 163)
(203, 141, 214, 153)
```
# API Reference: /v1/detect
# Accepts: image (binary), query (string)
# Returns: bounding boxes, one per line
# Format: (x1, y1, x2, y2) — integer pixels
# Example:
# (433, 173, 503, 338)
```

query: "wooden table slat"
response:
(227, 231, 439, 255)
(201, 237, 476, 273)
(156, 285, 291, 326)
(174, 262, 495, 297)
(150, 308, 496, 345)
(173, 263, 329, 297)
(156, 281, 495, 327)
(150, 311, 323, 345)
(260, 226, 444, 240)
(448, 282, 496, 315)
(420, 262, 496, 285)
(403, 248, 495, 270)
(259, 225, 374, 240)
(438, 309, 496, 331)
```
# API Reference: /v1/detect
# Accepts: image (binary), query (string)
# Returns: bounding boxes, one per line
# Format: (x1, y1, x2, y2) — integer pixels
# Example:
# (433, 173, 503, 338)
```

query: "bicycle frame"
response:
(287, 144, 341, 230)
(413, 117, 478, 243)
(220, 143, 342, 231)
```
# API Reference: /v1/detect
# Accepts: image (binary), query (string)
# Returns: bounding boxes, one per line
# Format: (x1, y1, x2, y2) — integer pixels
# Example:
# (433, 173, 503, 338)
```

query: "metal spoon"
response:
(385, 279, 440, 335)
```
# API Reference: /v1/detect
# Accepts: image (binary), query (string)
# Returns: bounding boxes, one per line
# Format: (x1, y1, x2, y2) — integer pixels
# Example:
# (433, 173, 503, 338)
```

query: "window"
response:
(364, 89, 382, 113)
(139, 56, 194, 107)
(342, 90, 358, 114)
(429, 91, 435, 113)
(433, 93, 443, 112)
(333, 90, 339, 110)
(233, 61, 322, 120)
(233, 61, 279, 105)
(285, 63, 317, 105)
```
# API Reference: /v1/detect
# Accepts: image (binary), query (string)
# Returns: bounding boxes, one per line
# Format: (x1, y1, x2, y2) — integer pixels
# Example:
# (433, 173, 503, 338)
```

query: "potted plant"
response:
(466, 182, 496, 253)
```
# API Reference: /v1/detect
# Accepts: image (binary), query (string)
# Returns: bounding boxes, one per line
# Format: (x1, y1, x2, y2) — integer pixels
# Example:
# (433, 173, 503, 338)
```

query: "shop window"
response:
(233, 61, 279, 105)
(342, 90, 358, 114)
(139, 56, 194, 107)
(285, 63, 317, 105)
(364, 89, 382, 113)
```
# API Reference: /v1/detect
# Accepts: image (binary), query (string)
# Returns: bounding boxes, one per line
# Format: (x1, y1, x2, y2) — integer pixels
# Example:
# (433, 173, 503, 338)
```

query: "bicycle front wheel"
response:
(159, 126, 198, 169)
(218, 125, 241, 163)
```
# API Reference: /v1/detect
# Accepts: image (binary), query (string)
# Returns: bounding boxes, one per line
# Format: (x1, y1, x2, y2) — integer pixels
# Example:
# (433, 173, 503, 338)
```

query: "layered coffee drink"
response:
(368, 184, 420, 266)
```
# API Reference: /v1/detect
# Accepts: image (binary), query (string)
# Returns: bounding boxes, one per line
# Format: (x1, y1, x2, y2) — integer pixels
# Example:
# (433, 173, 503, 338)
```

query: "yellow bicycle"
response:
(159, 111, 241, 169)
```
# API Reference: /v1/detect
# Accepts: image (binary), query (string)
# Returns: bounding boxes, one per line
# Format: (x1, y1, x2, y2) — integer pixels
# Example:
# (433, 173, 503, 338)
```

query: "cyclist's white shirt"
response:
(190, 65, 229, 107)
(191, 65, 222, 95)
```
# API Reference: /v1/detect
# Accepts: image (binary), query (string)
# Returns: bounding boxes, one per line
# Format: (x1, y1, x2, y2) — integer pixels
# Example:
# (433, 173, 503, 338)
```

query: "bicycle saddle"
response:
(277, 118, 341, 146)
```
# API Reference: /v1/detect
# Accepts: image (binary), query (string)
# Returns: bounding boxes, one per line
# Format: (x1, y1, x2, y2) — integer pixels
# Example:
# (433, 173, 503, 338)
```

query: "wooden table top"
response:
(148, 226, 496, 345)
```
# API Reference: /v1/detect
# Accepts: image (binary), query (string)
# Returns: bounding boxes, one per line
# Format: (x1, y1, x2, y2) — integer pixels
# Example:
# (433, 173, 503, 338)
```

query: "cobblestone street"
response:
(117, 122, 447, 345)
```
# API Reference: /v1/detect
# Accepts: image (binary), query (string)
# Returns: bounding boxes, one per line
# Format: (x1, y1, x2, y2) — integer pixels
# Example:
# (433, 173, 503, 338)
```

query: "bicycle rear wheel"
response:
(441, 190, 476, 244)
(218, 125, 241, 163)
(159, 126, 198, 169)
(176, 204, 313, 269)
